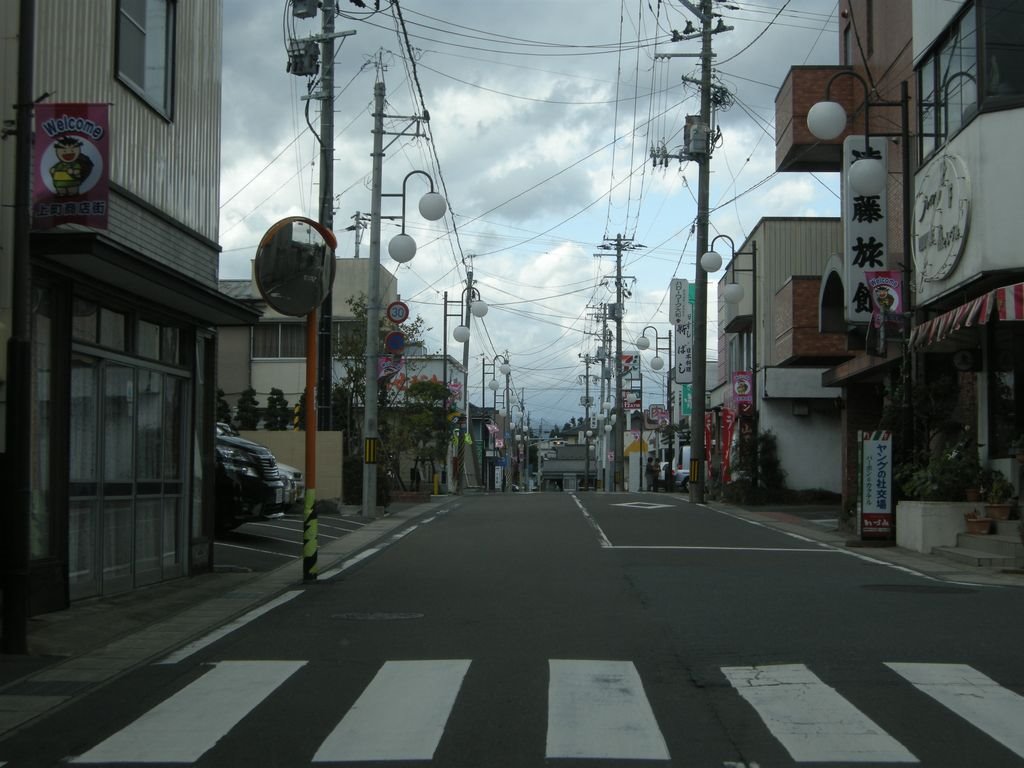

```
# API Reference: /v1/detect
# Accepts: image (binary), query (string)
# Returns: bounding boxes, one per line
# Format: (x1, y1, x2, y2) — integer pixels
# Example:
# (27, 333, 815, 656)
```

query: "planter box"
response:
(896, 501, 981, 554)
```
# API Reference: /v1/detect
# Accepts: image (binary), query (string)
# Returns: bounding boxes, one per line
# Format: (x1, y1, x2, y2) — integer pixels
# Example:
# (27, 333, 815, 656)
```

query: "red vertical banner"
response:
(704, 411, 713, 482)
(33, 103, 110, 230)
(720, 408, 736, 483)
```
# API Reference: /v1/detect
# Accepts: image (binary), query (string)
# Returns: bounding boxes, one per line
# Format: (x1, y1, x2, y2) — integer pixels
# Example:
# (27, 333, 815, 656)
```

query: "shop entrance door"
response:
(68, 354, 187, 600)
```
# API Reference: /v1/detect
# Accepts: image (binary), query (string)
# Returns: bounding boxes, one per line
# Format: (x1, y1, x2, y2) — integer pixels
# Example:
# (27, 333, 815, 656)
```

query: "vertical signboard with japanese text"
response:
(843, 136, 888, 324)
(670, 278, 693, 384)
(33, 103, 110, 230)
(732, 371, 753, 415)
(860, 431, 892, 538)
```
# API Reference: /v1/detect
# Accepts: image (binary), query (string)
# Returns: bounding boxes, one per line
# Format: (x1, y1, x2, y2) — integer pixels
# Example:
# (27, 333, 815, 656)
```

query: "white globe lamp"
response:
(651, 355, 665, 371)
(470, 300, 488, 318)
(849, 157, 887, 195)
(453, 325, 470, 343)
(418, 191, 447, 221)
(723, 282, 745, 304)
(388, 233, 417, 263)
(636, 335, 651, 350)
(807, 100, 848, 141)
(700, 250, 723, 273)
(499, 362, 511, 376)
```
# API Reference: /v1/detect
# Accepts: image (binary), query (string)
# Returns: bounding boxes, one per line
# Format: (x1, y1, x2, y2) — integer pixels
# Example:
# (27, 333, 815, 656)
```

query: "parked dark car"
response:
(215, 423, 288, 532)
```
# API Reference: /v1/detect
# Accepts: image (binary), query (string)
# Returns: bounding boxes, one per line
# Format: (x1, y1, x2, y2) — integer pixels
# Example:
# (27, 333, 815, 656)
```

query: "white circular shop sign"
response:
(913, 152, 970, 282)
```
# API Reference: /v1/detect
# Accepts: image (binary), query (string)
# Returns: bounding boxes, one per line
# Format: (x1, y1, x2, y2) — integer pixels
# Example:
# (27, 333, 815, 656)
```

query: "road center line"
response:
(571, 494, 613, 548)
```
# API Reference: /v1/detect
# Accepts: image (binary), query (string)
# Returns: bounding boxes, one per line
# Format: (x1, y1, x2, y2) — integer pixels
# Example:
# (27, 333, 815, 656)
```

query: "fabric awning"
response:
(909, 281, 1024, 349)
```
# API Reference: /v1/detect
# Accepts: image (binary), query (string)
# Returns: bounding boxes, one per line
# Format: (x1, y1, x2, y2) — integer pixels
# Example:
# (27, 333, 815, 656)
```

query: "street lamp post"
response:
(443, 277, 487, 493)
(806, 73, 912, 335)
(363, 81, 447, 517)
(702, 236, 758, 491)
(636, 325, 674, 466)
(487, 354, 511, 491)
(807, 72, 915, 494)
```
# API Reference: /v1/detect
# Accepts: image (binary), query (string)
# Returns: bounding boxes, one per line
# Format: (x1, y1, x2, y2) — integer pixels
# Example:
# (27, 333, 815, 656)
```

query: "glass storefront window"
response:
(161, 326, 180, 365)
(100, 308, 127, 350)
(138, 319, 161, 359)
(31, 287, 53, 559)
(72, 298, 98, 343)
(988, 323, 1023, 455)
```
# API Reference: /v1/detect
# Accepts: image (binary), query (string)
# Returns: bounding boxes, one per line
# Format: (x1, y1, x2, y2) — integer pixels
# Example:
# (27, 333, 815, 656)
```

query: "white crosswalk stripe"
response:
(312, 659, 471, 762)
(722, 663, 917, 763)
(71, 660, 305, 764)
(546, 659, 670, 760)
(59, 658, 1024, 765)
(887, 662, 1024, 759)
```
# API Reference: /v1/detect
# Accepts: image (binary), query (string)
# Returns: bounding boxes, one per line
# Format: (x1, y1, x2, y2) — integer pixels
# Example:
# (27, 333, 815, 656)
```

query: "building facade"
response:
(217, 262, 471, 495)
(709, 218, 847, 493)
(1, 1, 256, 614)
(775, 0, 1024, 533)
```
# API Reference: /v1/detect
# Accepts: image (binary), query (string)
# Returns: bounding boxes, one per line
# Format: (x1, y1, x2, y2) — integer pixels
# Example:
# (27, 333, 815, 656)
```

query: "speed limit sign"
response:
(387, 300, 410, 324)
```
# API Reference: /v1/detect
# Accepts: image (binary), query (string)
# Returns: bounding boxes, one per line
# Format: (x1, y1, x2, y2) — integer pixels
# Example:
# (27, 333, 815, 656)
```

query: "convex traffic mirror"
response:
(254, 216, 337, 316)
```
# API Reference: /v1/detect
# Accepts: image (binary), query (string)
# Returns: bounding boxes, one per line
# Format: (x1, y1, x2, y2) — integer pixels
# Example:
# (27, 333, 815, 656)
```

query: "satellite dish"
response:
(254, 217, 337, 317)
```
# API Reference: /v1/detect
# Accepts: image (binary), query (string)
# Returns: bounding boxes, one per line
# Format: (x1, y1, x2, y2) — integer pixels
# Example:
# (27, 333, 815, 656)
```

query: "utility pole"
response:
(660, 0, 731, 502)
(580, 354, 595, 490)
(316, 0, 336, 433)
(2, 0, 36, 654)
(459, 268, 477, 492)
(362, 80, 386, 516)
(613, 235, 625, 490)
(360, 69, 434, 516)
(689, 0, 713, 503)
(599, 234, 641, 490)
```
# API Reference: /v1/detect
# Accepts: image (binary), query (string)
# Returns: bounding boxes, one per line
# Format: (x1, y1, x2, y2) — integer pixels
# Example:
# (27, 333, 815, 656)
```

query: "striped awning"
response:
(909, 282, 1024, 349)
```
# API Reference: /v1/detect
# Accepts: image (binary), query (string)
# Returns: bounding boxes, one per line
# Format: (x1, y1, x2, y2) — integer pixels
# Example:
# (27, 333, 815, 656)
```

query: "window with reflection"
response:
(983, 0, 1024, 100)
(251, 322, 307, 359)
(916, 0, 1024, 161)
(117, 0, 175, 116)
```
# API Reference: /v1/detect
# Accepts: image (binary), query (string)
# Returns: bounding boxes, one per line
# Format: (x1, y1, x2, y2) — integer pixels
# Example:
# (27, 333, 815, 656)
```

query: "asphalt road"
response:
(3, 492, 1023, 767)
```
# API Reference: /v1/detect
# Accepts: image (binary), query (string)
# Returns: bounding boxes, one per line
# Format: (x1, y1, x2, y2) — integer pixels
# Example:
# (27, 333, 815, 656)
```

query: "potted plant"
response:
(896, 438, 981, 502)
(983, 468, 1016, 520)
(964, 509, 993, 535)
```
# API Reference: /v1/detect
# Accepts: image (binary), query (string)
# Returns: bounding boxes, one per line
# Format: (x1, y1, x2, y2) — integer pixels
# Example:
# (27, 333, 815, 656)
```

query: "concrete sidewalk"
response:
(0, 499, 448, 739)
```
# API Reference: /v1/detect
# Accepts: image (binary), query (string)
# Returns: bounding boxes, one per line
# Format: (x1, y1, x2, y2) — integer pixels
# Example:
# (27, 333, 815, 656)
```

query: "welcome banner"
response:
(33, 103, 110, 230)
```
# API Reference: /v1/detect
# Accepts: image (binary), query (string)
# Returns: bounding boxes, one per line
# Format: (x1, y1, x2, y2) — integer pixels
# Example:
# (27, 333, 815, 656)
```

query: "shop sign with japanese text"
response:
(33, 103, 110, 230)
(860, 431, 892, 538)
(843, 136, 888, 325)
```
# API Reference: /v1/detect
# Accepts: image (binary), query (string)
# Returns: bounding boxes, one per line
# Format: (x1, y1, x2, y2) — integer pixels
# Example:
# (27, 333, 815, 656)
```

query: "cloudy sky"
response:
(219, 0, 842, 431)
